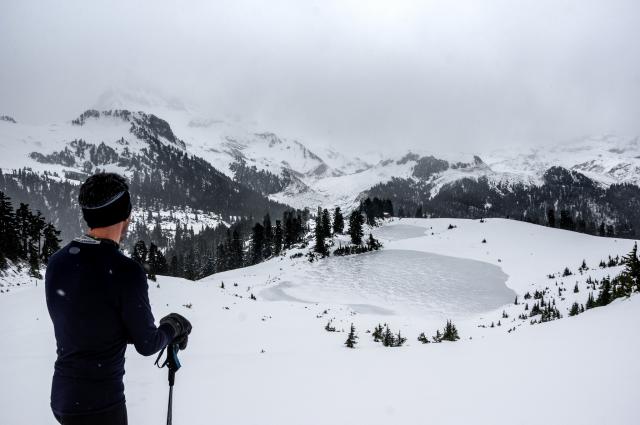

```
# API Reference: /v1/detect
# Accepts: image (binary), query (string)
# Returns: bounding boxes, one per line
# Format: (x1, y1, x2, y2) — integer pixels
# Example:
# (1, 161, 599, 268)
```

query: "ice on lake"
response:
(262, 249, 515, 318)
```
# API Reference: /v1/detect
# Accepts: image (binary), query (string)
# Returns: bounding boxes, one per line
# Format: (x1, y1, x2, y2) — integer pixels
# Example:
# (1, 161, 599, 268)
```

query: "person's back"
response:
(45, 173, 191, 425)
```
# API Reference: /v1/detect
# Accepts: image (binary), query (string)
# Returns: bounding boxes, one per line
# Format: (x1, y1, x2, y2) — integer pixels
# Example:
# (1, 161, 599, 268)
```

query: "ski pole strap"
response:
(155, 344, 182, 382)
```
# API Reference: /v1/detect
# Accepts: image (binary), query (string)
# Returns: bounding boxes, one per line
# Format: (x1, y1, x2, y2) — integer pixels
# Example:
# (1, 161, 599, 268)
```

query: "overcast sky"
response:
(1, 0, 639, 153)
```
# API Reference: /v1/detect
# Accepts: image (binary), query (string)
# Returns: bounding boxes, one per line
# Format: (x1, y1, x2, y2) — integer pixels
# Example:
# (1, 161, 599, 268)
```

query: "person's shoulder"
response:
(114, 252, 146, 278)
(47, 241, 75, 264)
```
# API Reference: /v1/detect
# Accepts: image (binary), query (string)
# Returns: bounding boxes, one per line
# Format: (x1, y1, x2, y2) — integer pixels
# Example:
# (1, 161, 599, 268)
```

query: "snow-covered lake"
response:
(261, 249, 515, 318)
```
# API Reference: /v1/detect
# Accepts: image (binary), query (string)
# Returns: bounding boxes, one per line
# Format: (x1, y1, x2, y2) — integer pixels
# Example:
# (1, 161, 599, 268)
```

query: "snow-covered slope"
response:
(1, 219, 638, 424)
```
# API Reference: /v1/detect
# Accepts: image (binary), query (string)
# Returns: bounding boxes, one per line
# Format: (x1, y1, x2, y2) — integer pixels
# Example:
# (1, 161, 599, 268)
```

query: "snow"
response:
(1, 218, 639, 424)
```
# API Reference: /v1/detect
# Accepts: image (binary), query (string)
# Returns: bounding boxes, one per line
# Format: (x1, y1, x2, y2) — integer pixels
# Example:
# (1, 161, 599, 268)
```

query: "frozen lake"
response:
(261, 249, 515, 318)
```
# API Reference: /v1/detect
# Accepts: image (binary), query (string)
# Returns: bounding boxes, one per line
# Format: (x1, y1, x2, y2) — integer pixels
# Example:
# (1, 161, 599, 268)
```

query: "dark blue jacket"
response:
(45, 235, 173, 416)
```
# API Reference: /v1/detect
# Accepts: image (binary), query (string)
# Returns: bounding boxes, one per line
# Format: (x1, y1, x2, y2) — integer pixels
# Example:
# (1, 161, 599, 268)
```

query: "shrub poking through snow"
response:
(417, 332, 430, 344)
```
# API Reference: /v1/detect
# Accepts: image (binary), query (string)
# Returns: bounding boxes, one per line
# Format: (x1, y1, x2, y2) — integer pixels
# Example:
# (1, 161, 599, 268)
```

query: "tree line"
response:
(0, 191, 61, 277)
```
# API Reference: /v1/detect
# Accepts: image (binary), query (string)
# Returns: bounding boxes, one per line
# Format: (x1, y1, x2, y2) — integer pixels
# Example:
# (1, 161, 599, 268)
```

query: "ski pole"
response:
(155, 344, 181, 425)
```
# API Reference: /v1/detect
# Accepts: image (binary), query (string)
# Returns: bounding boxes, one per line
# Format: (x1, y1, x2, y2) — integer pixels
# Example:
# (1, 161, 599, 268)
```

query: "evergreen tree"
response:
(0, 192, 18, 262)
(441, 320, 460, 341)
(621, 242, 640, 292)
(41, 223, 61, 264)
(147, 242, 159, 281)
(314, 213, 328, 256)
(348, 210, 364, 245)
(382, 325, 396, 347)
(250, 222, 265, 264)
(169, 255, 179, 276)
(263, 214, 273, 258)
(417, 332, 430, 344)
(321, 208, 332, 238)
(229, 230, 244, 269)
(155, 249, 168, 275)
(596, 278, 612, 306)
(372, 324, 383, 342)
(274, 220, 283, 255)
(333, 207, 344, 234)
(547, 208, 556, 228)
(132, 240, 148, 267)
(432, 329, 442, 343)
(344, 323, 358, 348)
(183, 248, 196, 280)
(15, 203, 31, 259)
(569, 302, 580, 316)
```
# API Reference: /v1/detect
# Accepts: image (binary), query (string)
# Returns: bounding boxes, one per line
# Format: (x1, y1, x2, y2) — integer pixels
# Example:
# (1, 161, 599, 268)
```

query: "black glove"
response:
(160, 313, 192, 350)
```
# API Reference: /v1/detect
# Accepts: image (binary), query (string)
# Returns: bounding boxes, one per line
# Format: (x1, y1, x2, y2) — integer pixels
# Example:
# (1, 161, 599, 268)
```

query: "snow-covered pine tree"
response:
(382, 325, 396, 347)
(569, 302, 580, 316)
(441, 320, 460, 341)
(621, 242, 640, 292)
(345, 323, 358, 348)
(432, 329, 442, 343)
(372, 324, 383, 342)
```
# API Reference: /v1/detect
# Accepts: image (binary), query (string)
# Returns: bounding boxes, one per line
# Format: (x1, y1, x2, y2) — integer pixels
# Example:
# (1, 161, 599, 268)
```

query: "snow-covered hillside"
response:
(1, 219, 638, 424)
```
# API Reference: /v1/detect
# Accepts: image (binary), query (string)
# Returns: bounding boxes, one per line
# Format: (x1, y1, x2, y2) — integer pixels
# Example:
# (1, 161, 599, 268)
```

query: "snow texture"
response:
(1, 218, 639, 424)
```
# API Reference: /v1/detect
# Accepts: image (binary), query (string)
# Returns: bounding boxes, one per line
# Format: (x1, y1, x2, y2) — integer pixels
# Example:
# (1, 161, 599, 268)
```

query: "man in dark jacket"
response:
(45, 173, 192, 425)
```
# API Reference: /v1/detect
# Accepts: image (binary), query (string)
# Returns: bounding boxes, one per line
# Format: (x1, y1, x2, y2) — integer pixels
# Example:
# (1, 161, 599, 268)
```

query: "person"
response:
(45, 173, 192, 425)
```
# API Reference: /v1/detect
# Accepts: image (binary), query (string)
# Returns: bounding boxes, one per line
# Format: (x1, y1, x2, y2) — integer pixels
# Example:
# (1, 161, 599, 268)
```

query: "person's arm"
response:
(120, 263, 173, 356)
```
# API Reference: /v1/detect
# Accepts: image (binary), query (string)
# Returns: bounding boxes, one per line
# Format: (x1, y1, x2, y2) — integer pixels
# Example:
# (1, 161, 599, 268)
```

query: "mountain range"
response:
(1, 90, 639, 243)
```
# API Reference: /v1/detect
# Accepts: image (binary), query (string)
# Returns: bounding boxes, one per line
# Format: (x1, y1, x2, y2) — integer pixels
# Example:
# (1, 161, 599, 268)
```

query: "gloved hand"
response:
(160, 313, 192, 350)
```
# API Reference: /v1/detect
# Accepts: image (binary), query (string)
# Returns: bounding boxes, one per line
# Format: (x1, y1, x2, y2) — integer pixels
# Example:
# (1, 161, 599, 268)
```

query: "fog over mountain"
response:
(1, 0, 639, 154)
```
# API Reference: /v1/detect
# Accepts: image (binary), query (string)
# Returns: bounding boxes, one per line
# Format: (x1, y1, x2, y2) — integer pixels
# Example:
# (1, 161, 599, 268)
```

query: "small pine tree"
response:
(569, 302, 580, 316)
(395, 331, 407, 347)
(441, 320, 460, 341)
(372, 324, 383, 342)
(596, 278, 612, 306)
(621, 242, 640, 292)
(432, 329, 442, 343)
(382, 325, 396, 347)
(344, 323, 358, 348)
(325, 320, 336, 332)
(417, 332, 430, 344)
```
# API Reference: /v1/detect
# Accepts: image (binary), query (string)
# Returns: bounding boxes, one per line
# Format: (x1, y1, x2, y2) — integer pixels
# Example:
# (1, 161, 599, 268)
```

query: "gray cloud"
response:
(1, 0, 639, 154)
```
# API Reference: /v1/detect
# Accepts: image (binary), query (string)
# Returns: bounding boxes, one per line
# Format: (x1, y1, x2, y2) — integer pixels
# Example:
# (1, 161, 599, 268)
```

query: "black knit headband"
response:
(81, 190, 132, 229)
